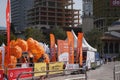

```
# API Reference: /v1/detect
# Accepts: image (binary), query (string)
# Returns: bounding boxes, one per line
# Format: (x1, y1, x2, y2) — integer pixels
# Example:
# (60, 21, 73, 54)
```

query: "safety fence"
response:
(17, 68, 87, 80)
(113, 64, 120, 80)
(0, 62, 87, 80)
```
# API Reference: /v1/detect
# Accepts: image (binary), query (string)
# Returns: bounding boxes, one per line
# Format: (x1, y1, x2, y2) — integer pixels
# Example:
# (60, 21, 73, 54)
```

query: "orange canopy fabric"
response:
(8, 56, 17, 68)
(3, 37, 48, 68)
(43, 53, 50, 63)
(27, 38, 35, 51)
(10, 40, 16, 47)
(4, 55, 17, 68)
(10, 45, 22, 58)
(27, 38, 45, 62)
(16, 38, 28, 52)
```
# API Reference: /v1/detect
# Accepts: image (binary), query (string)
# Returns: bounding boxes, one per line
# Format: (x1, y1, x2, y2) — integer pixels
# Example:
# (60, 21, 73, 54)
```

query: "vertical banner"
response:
(6, 0, 11, 63)
(67, 31, 74, 64)
(50, 34, 56, 62)
(77, 33, 83, 66)
(57, 40, 69, 63)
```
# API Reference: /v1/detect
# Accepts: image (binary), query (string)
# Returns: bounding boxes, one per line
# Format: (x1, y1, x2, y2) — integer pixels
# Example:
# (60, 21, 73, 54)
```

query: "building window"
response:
(48, 1, 55, 7)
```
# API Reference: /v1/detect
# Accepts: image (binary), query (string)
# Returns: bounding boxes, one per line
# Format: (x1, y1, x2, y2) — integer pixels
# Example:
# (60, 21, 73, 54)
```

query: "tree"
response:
(84, 28, 103, 53)
(24, 28, 47, 43)
(0, 34, 6, 45)
(10, 32, 17, 40)
(0, 32, 16, 45)
(51, 27, 66, 41)
(11, 23, 16, 34)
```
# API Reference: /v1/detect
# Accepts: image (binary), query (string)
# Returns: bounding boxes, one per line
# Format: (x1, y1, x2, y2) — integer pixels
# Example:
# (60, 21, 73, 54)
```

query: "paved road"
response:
(45, 61, 120, 80)
(87, 62, 115, 80)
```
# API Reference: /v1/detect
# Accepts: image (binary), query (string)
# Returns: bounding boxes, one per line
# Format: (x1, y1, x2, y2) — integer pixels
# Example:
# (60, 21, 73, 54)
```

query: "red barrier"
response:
(8, 68, 32, 80)
(0, 70, 4, 80)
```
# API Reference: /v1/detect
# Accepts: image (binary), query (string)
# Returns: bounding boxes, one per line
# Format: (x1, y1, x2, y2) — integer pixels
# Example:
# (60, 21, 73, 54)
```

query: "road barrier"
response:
(16, 62, 87, 80)
(114, 64, 120, 80)
(0, 62, 87, 80)
(16, 68, 87, 80)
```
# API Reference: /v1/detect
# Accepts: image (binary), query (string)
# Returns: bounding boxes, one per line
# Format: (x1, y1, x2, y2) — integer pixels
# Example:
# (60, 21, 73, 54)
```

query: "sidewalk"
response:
(46, 62, 117, 80)
(87, 62, 116, 80)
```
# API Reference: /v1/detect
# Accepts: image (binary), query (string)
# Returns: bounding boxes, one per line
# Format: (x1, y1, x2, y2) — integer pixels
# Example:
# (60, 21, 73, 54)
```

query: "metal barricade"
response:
(1, 62, 87, 80)
(16, 68, 87, 80)
(114, 64, 120, 80)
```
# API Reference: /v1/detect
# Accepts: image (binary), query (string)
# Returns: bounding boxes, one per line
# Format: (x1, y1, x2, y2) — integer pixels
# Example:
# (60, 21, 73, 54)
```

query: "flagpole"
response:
(6, 0, 11, 64)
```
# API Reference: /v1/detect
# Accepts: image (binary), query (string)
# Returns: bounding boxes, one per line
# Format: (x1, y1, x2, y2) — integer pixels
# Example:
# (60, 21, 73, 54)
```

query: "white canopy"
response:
(71, 30, 97, 52)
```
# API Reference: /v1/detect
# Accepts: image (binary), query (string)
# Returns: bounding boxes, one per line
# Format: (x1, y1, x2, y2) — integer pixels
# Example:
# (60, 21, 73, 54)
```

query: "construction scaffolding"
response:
(27, 0, 80, 28)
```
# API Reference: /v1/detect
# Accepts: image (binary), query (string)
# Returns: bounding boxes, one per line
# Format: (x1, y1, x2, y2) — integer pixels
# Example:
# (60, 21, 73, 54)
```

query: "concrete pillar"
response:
(119, 43, 120, 53)
(113, 42, 115, 54)
(55, 1, 57, 26)
(46, 1, 48, 25)
(108, 41, 110, 54)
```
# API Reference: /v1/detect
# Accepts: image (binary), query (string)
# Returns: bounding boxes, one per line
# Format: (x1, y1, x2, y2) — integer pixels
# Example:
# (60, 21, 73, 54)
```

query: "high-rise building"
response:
(82, 0, 94, 33)
(93, 0, 120, 32)
(27, 0, 80, 29)
(11, 0, 34, 31)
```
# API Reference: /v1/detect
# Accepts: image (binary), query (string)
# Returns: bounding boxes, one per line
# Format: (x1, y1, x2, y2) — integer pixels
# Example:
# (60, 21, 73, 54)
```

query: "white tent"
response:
(71, 30, 97, 69)
(71, 30, 97, 52)
(83, 37, 97, 51)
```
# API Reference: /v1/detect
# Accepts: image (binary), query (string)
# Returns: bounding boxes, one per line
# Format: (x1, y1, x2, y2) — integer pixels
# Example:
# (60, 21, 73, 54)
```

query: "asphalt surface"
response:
(45, 61, 120, 80)
(87, 62, 115, 80)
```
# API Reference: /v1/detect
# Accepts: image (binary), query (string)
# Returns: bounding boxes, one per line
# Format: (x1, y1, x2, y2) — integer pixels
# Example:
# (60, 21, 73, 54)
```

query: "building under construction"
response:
(27, 0, 80, 29)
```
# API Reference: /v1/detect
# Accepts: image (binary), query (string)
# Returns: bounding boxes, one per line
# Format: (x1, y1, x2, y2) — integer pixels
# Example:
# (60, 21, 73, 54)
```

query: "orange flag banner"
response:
(57, 40, 69, 56)
(50, 34, 56, 62)
(6, 0, 11, 62)
(77, 33, 83, 66)
(67, 31, 74, 64)
(57, 40, 69, 62)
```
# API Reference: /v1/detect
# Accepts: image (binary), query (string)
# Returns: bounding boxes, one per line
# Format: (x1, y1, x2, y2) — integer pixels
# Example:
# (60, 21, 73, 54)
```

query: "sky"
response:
(0, 0, 7, 27)
(0, 0, 82, 27)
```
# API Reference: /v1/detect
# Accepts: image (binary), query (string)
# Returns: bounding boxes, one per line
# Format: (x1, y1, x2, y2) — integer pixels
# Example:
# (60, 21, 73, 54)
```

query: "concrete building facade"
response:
(11, 0, 34, 31)
(27, 0, 80, 29)
(82, 0, 94, 33)
(93, 0, 120, 32)
(101, 20, 120, 59)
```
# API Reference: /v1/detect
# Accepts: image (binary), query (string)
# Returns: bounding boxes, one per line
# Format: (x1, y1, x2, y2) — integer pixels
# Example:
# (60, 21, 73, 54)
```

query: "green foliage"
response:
(10, 32, 17, 40)
(24, 28, 47, 43)
(84, 28, 103, 53)
(0, 32, 17, 45)
(51, 27, 66, 41)
(11, 23, 16, 34)
(0, 34, 6, 45)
